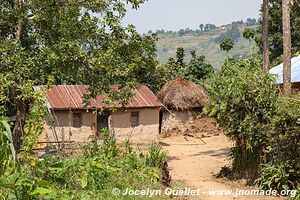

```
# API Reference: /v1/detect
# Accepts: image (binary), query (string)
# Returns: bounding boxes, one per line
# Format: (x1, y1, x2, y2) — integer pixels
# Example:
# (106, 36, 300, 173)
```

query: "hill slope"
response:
(156, 24, 257, 70)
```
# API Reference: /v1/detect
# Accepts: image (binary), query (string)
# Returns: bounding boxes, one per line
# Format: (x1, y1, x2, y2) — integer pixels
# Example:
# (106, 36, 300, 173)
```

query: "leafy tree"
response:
(246, 18, 258, 26)
(178, 29, 185, 36)
(257, 0, 300, 63)
(219, 38, 234, 53)
(184, 51, 214, 84)
(0, 0, 157, 150)
(204, 24, 217, 32)
(204, 56, 278, 179)
(176, 47, 186, 71)
(163, 47, 186, 80)
(243, 28, 256, 45)
(199, 24, 204, 32)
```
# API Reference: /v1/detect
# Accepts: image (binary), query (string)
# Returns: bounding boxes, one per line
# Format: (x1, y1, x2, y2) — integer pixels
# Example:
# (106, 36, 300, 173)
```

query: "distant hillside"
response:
(155, 23, 257, 70)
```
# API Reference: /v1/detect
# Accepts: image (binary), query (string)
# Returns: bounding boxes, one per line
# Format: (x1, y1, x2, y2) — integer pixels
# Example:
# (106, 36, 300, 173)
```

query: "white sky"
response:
(122, 0, 262, 33)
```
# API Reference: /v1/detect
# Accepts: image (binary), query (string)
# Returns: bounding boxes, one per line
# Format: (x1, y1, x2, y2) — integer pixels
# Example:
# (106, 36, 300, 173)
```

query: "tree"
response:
(220, 38, 234, 54)
(199, 24, 204, 32)
(257, 0, 300, 63)
(175, 47, 186, 73)
(246, 18, 257, 26)
(282, 0, 292, 95)
(163, 47, 187, 80)
(215, 23, 241, 43)
(204, 56, 278, 180)
(184, 51, 214, 84)
(243, 28, 256, 46)
(178, 29, 185, 36)
(204, 24, 217, 32)
(0, 0, 157, 151)
(262, 0, 270, 73)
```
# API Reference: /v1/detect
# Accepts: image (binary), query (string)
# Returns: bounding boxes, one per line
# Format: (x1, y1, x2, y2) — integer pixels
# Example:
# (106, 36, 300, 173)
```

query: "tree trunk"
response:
(12, 0, 27, 152)
(11, 85, 29, 152)
(262, 0, 270, 73)
(282, 0, 292, 95)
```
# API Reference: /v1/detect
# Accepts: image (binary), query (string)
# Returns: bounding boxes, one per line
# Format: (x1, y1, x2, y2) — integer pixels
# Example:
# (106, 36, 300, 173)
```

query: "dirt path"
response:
(160, 134, 283, 200)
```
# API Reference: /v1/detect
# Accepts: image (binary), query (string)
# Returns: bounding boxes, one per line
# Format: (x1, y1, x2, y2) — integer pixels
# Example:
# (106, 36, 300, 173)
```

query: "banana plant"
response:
(0, 120, 17, 175)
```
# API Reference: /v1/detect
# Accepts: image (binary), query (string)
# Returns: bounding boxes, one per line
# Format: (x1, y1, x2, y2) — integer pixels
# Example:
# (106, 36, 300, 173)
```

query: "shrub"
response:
(145, 143, 167, 168)
(256, 162, 293, 191)
(257, 96, 300, 191)
(0, 123, 167, 199)
(204, 56, 278, 179)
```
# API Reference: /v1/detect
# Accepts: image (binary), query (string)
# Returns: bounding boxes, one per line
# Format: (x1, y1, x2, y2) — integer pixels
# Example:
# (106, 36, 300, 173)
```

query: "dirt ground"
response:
(159, 134, 284, 200)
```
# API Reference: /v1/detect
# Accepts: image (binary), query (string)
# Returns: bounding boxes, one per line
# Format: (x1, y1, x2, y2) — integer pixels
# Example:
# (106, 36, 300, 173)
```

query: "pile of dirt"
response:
(160, 117, 221, 138)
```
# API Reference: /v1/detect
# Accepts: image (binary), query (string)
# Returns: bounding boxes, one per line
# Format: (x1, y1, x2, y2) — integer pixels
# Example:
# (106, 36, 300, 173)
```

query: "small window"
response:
(131, 112, 139, 127)
(73, 113, 82, 128)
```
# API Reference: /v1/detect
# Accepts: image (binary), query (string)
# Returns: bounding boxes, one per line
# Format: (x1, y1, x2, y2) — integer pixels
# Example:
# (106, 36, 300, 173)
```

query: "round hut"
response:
(157, 77, 207, 134)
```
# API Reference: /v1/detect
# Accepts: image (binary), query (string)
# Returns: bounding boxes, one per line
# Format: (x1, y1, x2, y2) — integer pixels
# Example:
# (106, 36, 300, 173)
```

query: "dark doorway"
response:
(159, 110, 163, 134)
(97, 111, 110, 138)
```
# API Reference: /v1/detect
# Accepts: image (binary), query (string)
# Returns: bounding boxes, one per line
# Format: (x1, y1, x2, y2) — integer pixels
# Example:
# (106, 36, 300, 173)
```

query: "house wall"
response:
(276, 82, 300, 94)
(40, 110, 96, 144)
(161, 111, 194, 134)
(40, 107, 160, 145)
(111, 108, 160, 143)
(292, 82, 300, 94)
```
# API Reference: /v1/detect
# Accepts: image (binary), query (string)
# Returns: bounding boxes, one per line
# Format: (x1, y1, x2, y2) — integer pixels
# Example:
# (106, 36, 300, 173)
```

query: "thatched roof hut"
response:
(157, 77, 207, 111)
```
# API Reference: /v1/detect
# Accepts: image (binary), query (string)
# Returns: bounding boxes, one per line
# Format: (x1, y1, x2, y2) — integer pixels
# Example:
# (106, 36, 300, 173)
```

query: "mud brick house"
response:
(157, 77, 207, 134)
(38, 85, 162, 145)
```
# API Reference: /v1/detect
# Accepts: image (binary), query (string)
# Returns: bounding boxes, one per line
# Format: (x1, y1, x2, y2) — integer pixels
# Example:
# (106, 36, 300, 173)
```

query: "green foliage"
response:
(0, 0, 158, 151)
(219, 38, 234, 53)
(0, 120, 17, 175)
(163, 47, 186, 79)
(183, 51, 214, 84)
(243, 28, 255, 40)
(0, 121, 167, 199)
(102, 128, 118, 158)
(205, 55, 300, 191)
(243, 28, 256, 45)
(175, 47, 186, 73)
(162, 48, 214, 87)
(145, 143, 167, 168)
(264, 97, 300, 189)
(204, 56, 278, 178)
(256, 162, 293, 191)
(257, 0, 300, 63)
(0, 74, 13, 115)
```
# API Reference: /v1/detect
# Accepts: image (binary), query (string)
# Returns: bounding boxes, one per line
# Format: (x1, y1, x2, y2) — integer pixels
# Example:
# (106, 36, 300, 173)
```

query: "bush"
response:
(204, 56, 278, 179)
(145, 143, 167, 168)
(258, 97, 300, 192)
(205, 55, 300, 192)
(0, 123, 168, 199)
(256, 162, 293, 191)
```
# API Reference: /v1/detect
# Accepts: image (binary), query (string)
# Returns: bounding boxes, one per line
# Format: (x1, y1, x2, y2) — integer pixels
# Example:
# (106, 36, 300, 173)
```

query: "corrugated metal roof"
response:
(45, 85, 162, 109)
(269, 55, 300, 83)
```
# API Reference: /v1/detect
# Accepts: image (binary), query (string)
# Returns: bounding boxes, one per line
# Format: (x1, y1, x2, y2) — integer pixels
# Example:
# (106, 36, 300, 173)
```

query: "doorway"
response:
(97, 111, 110, 138)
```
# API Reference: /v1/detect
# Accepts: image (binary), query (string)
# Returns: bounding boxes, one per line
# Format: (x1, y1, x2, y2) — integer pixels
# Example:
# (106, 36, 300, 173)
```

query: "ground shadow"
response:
(190, 148, 230, 157)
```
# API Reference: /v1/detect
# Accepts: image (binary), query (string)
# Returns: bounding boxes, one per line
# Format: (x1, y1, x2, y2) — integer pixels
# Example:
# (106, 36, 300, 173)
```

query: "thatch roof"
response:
(157, 77, 207, 111)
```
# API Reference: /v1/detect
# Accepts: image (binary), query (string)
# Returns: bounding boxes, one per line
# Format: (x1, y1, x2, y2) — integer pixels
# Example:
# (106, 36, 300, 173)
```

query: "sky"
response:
(122, 0, 262, 33)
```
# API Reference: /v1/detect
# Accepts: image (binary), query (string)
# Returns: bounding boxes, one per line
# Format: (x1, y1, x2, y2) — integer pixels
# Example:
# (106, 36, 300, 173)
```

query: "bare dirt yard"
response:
(159, 134, 284, 200)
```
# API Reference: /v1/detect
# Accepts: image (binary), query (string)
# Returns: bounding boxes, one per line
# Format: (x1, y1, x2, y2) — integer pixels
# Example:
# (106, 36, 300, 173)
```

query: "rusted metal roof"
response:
(44, 85, 162, 109)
